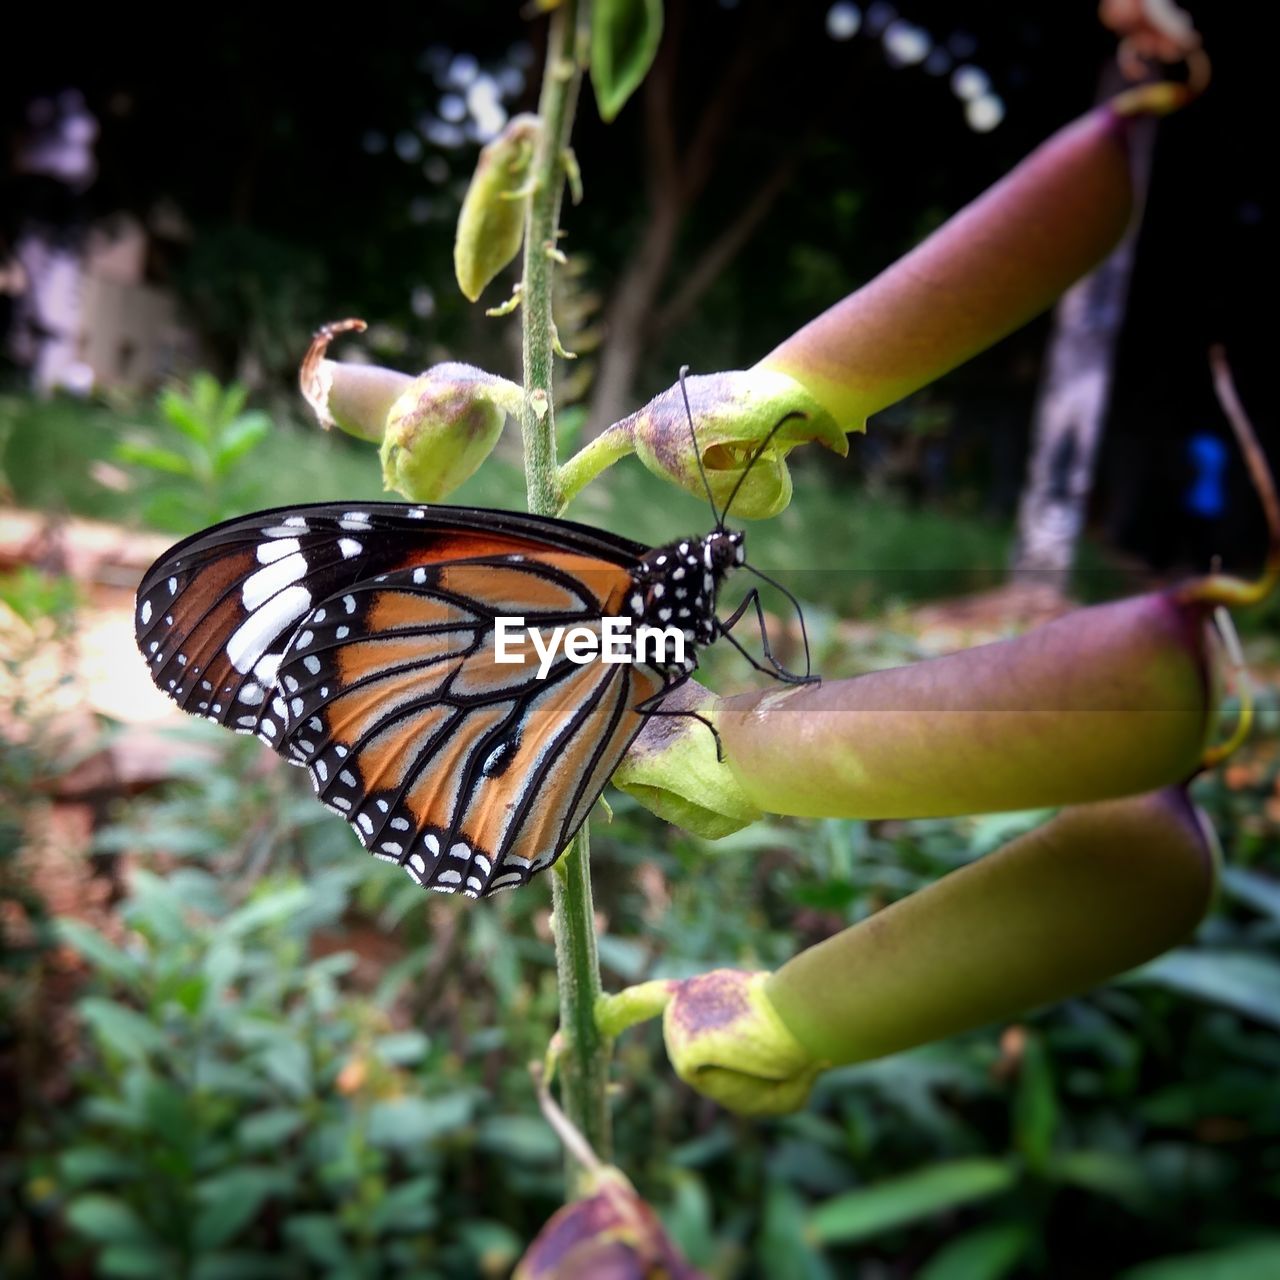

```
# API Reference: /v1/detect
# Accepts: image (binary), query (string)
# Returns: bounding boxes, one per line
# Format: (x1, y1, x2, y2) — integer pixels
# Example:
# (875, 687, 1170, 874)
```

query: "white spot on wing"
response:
(140, 600, 152, 624)
(338, 538, 362, 559)
(243, 553, 308, 612)
(226, 585, 312, 673)
(256, 537, 300, 564)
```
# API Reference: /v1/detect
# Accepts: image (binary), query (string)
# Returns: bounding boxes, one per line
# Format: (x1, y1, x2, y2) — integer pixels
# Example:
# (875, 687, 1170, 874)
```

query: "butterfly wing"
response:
(135, 502, 661, 896)
(273, 558, 663, 896)
(134, 502, 646, 741)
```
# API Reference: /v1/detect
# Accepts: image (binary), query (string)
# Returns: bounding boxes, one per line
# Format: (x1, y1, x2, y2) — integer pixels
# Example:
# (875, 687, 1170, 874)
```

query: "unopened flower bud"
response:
(455, 113, 541, 303)
(379, 363, 523, 502)
(662, 969, 824, 1116)
(612, 681, 761, 836)
(515, 1166, 706, 1279)
(593, 368, 847, 518)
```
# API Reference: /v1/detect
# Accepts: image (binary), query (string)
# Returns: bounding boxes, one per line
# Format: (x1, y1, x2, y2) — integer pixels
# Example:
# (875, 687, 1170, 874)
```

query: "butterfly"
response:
(134, 374, 813, 899)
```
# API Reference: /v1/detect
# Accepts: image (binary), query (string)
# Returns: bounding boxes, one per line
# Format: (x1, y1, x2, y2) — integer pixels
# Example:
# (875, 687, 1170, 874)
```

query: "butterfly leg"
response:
(633, 675, 726, 762)
(716, 588, 819, 685)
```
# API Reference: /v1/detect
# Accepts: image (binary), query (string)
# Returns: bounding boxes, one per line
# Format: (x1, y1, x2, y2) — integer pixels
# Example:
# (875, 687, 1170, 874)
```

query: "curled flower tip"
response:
(613, 680, 761, 837)
(662, 969, 825, 1116)
(455, 113, 542, 303)
(380, 363, 524, 503)
(617, 368, 846, 519)
(1100, 0, 1210, 100)
(298, 318, 414, 443)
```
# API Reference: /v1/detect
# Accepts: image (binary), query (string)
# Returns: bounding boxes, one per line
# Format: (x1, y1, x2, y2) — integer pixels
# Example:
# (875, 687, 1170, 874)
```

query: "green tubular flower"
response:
(379, 363, 524, 502)
(756, 85, 1192, 430)
(713, 591, 1217, 820)
(763, 787, 1219, 1069)
(454, 113, 541, 303)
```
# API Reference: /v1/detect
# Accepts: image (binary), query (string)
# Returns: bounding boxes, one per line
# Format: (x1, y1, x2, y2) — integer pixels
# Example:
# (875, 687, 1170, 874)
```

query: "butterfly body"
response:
(135, 502, 745, 898)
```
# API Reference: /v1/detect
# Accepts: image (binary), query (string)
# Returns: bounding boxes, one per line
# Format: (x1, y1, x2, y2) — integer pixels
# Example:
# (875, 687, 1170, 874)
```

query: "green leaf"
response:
(591, 0, 664, 122)
(373, 1030, 431, 1066)
(475, 1114, 560, 1164)
(1118, 1239, 1280, 1280)
(918, 1223, 1032, 1280)
(79, 997, 169, 1062)
(195, 1168, 295, 1251)
(258, 1039, 312, 1099)
(283, 1214, 351, 1268)
(1128, 950, 1280, 1030)
(59, 1147, 139, 1187)
(661, 1171, 715, 1269)
(368, 1176, 439, 1236)
(1049, 1150, 1151, 1212)
(1013, 1034, 1057, 1171)
(1220, 866, 1280, 921)
(237, 1108, 305, 1152)
(759, 1182, 837, 1280)
(65, 1194, 156, 1246)
(223, 885, 313, 938)
(115, 440, 195, 476)
(213, 414, 271, 475)
(55, 919, 143, 988)
(99, 1245, 175, 1278)
(809, 1158, 1018, 1245)
(159, 386, 213, 443)
(366, 1094, 474, 1149)
(190, 1253, 283, 1280)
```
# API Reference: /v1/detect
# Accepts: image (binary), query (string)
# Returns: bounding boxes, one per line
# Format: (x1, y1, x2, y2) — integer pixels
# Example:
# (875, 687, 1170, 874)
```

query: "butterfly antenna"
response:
(678, 365, 721, 527)
(721, 411, 808, 525)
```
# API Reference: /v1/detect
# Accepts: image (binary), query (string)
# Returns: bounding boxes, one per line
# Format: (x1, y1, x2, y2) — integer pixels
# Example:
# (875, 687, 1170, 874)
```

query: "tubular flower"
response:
(560, 84, 1194, 513)
(756, 83, 1194, 432)
(644, 788, 1218, 1115)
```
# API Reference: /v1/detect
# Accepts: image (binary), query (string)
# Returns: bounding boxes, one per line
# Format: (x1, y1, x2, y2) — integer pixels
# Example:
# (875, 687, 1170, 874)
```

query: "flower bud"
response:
(379, 363, 524, 502)
(764, 788, 1219, 1068)
(299, 318, 413, 442)
(758, 87, 1193, 430)
(611, 681, 761, 837)
(455, 113, 541, 303)
(515, 1166, 707, 1280)
(585, 368, 847, 518)
(714, 591, 1217, 820)
(661, 969, 824, 1116)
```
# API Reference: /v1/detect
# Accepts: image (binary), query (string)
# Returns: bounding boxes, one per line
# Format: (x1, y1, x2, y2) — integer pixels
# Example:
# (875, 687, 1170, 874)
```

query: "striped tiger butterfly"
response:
(134, 372, 814, 898)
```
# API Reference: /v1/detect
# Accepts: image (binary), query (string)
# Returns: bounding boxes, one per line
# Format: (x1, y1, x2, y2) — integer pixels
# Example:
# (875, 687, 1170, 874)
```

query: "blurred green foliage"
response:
(3, 387, 1278, 1275)
(5, 706, 1278, 1275)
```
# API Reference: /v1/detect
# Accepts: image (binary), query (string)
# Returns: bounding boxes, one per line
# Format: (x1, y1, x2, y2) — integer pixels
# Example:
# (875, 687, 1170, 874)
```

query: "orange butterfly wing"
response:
(136, 503, 670, 899)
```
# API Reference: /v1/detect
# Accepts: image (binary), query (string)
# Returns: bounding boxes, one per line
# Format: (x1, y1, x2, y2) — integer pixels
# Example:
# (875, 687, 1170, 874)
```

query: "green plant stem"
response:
(521, 0, 580, 515)
(519, 0, 611, 1177)
(550, 830, 610, 1173)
